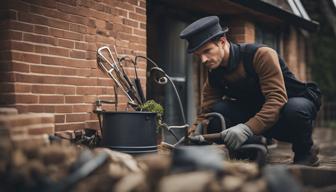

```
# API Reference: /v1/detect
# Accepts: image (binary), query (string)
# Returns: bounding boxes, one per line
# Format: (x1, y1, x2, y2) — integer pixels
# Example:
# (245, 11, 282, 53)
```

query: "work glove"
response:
(220, 123, 253, 150)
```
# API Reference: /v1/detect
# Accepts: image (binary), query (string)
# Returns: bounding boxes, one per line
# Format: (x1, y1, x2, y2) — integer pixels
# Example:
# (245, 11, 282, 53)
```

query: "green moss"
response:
(138, 100, 164, 133)
(138, 100, 164, 117)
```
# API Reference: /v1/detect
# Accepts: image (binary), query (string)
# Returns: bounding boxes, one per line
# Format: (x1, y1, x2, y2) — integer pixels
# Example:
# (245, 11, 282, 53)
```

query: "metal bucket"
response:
(100, 111, 157, 154)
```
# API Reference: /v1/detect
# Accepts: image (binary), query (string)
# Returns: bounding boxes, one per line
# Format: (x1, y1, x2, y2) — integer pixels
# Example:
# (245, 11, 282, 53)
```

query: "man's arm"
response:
(245, 47, 288, 134)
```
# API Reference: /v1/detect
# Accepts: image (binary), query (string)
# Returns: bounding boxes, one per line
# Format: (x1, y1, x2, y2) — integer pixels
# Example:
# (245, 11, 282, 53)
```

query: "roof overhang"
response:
(153, 0, 319, 32)
(233, 0, 319, 32)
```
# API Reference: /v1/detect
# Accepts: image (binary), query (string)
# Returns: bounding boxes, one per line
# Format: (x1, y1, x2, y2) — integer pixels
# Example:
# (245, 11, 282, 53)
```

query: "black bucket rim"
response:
(108, 145, 158, 150)
(109, 149, 158, 154)
(99, 111, 157, 115)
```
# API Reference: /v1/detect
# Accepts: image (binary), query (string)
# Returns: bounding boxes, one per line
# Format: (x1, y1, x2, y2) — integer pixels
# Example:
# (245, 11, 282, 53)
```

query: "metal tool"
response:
(119, 55, 146, 104)
(97, 46, 140, 107)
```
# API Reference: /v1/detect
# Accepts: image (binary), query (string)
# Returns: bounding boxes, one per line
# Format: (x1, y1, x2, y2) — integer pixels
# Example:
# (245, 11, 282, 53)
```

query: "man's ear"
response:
(219, 36, 226, 45)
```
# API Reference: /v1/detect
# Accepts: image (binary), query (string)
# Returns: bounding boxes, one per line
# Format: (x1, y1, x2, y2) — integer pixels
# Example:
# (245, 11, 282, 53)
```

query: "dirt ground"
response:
(267, 128, 336, 169)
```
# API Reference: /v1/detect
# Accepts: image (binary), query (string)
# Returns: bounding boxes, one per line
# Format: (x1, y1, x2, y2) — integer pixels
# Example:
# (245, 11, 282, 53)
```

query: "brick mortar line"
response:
(11, 70, 100, 78)
(11, 49, 91, 61)
(10, 39, 90, 52)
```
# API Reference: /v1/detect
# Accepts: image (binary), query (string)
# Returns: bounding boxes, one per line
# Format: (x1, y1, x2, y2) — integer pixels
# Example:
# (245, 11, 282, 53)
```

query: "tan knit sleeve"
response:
(245, 47, 288, 134)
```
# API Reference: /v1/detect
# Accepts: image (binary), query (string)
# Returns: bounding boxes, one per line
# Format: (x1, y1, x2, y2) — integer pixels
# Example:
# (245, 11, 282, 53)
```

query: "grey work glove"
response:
(220, 123, 253, 150)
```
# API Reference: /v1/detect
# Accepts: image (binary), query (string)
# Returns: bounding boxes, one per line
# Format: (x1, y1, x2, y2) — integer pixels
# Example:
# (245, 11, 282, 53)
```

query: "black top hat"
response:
(180, 16, 228, 53)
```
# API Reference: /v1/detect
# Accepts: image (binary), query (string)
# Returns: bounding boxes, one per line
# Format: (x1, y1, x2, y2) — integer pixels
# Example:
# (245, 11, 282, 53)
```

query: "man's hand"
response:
(220, 124, 253, 150)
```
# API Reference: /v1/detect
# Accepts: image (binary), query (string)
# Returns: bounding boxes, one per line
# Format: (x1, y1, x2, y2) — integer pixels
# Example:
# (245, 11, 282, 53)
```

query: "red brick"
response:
(139, 1, 146, 8)
(31, 65, 60, 75)
(49, 47, 69, 57)
(55, 86, 76, 95)
(15, 94, 38, 104)
(76, 68, 91, 77)
(70, 23, 87, 33)
(48, 18, 69, 30)
(55, 105, 72, 113)
(9, 20, 34, 32)
(49, 28, 81, 41)
(55, 114, 65, 124)
(85, 51, 96, 60)
(32, 85, 56, 94)
(60, 68, 76, 76)
(133, 28, 145, 37)
(129, 12, 145, 23)
(14, 84, 31, 93)
(123, 18, 139, 27)
(70, 50, 86, 59)
(35, 45, 49, 54)
(58, 39, 74, 49)
(84, 35, 95, 42)
(23, 33, 57, 45)
(18, 12, 48, 26)
(26, 105, 55, 113)
(63, 76, 97, 86)
(82, 95, 96, 103)
(76, 86, 97, 95)
(110, 15, 123, 24)
(56, 2, 87, 17)
(73, 104, 93, 113)
(75, 42, 88, 50)
(23, 0, 57, 9)
(114, 1, 134, 12)
(12, 62, 30, 73)
(85, 120, 99, 130)
(140, 23, 146, 30)
(135, 7, 145, 15)
(90, 10, 111, 21)
(41, 56, 91, 68)
(11, 52, 41, 64)
(127, 0, 138, 6)
(113, 23, 132, 33)
(67, 15, 88, 26)
(66, 113, 90, 123)
(65, 95, 83, 103)
(30, 5, 61, 19)
(14, 73, 32, 83)
(10, 41, 35, 52)
(40, 95, 64, 104)
(55, 122, 84, 132)
(34, 25, 49, 35)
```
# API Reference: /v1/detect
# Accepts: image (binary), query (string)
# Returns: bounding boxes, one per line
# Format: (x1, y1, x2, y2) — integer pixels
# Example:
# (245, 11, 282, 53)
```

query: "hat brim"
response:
(187, 28, 228, 53)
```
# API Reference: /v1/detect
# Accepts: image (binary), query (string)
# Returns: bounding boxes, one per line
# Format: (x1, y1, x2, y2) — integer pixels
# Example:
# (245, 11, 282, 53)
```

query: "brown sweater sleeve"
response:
(245, 47, 288, 134)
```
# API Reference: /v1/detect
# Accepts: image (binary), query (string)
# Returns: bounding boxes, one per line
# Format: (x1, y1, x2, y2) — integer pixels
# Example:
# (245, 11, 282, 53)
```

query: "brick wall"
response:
(0, 0, 147, 132)
(227, 19, 255, 44)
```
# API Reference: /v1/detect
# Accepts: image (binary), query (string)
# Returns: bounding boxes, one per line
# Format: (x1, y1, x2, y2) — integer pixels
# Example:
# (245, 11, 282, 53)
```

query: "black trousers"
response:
(208, 97, 318, 155)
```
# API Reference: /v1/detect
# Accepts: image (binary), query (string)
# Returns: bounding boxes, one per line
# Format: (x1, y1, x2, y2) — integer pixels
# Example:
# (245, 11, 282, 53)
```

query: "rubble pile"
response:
(0, 135, 268, 192)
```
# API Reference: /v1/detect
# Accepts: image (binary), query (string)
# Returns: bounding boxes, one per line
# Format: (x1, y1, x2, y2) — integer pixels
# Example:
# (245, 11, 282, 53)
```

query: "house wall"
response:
(0, 0, 147, 132)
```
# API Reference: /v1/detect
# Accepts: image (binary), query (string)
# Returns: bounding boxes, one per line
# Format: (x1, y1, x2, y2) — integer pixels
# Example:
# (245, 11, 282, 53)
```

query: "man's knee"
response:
(281, 97, 317, 124)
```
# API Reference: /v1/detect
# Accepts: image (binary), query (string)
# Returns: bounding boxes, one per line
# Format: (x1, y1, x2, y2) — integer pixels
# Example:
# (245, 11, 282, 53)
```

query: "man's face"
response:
(193, 38, 226, 69)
